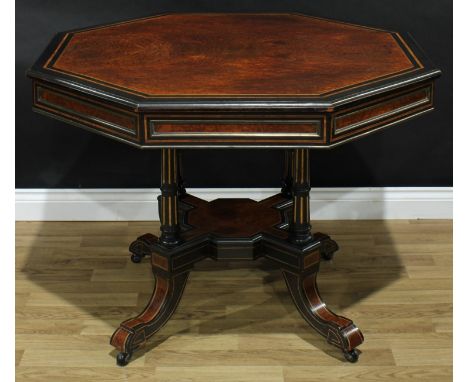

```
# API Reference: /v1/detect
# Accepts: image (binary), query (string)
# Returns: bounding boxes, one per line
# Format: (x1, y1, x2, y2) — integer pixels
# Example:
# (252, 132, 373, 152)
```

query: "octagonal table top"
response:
(28, 13, 441, 148)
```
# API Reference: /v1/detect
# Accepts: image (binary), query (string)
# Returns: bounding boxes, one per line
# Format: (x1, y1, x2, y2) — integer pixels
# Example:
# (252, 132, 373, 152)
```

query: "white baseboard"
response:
(15, 187, 452, 221)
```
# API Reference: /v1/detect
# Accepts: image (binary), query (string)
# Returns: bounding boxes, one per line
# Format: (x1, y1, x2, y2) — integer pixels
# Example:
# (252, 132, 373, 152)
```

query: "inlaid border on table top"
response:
(27, 13, 441, 113)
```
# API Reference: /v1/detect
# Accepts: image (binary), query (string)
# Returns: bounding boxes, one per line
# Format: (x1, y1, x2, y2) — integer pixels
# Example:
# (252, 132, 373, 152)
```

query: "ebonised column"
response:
(159, 148, 181, 246)
(289, 149, 313, 244)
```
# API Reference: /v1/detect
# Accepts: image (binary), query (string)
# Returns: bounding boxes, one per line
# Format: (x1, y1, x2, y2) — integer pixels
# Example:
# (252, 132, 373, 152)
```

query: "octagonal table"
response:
(28, 13, 440, 366)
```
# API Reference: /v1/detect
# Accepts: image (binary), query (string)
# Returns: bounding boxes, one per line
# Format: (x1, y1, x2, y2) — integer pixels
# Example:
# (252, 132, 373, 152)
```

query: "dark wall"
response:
(16, 0, 453, 188)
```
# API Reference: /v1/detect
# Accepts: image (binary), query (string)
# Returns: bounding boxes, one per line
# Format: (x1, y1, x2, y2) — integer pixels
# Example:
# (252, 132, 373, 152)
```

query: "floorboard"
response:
(16, 220, 452, 381)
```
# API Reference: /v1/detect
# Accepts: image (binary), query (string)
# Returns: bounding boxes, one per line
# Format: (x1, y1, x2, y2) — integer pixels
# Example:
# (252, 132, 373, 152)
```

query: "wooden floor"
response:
(16, 220, 452, 382)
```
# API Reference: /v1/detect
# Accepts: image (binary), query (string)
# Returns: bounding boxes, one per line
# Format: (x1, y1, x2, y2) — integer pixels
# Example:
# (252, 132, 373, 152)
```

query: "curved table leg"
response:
(110, 271, 189, 366)
(283, 270, 364, 362)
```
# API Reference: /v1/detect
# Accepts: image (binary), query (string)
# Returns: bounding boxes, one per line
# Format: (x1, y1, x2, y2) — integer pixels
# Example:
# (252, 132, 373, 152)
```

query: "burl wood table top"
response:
(28, 13, 440, 148)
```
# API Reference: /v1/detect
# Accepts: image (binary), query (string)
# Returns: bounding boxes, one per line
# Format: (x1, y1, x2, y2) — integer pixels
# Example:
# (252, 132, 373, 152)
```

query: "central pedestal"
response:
(109, 149, 364, 366)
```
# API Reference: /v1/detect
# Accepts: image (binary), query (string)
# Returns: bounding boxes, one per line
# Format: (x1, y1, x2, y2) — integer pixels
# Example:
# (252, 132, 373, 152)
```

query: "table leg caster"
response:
(116, 351, 132, 367)
(283, 270, 363, 363)
(111, 272, 190, 367)
(130, 253, 142, 263)
(343, 349, 359, 363)
(128, 233, 158, 264)
(320, 238, 339, 261)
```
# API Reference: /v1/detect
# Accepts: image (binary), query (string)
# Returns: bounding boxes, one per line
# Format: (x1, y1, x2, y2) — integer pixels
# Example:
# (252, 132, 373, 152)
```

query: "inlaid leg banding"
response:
(110, 271, 189, 366)
(283, 270, 364, 361)
(116, 148, 188, 365)
(281, 148, 363, 360)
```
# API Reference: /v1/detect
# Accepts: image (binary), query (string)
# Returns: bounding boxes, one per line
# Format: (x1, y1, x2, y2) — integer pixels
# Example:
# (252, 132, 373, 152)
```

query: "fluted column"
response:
(289, 148, 313, 244)
(159, 148, 180, 245)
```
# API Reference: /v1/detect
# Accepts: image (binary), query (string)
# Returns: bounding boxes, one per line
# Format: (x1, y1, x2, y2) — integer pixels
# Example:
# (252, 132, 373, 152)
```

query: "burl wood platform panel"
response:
(16, 220, 452, 381)
(44, 14, 418, 97)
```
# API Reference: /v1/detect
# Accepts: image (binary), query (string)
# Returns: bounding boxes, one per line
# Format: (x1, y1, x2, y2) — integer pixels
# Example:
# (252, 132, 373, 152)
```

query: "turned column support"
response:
(289, 148, 313, 244)
(159, 148, 181, 246)
(129, 148, 184, 261)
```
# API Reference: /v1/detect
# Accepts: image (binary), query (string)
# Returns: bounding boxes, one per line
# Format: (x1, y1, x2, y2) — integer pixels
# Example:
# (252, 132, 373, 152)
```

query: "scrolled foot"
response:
(343, 349, 359, 363)
(283, 270, 364, 359)
(116, 351, 132, 366)
(111, 272, 189, 366)
(129, 233, 158, 263)
(320, 238, 339, 261)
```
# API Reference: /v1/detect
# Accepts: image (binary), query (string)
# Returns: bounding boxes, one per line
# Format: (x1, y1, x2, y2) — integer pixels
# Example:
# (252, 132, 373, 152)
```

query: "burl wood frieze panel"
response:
(331, 83, 433, 143)
(33, 82, 140, 142)
(144, 116, 326, 146)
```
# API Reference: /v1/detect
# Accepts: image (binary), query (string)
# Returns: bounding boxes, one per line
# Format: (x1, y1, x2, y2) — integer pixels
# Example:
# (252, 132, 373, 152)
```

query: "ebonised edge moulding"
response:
(27, 13, 441, 366)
